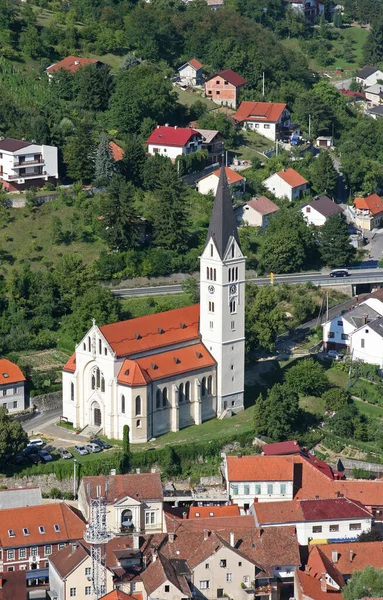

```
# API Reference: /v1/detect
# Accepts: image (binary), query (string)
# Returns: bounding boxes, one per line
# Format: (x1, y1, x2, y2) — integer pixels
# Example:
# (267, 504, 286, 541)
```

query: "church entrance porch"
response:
(91, 400, 102, 427)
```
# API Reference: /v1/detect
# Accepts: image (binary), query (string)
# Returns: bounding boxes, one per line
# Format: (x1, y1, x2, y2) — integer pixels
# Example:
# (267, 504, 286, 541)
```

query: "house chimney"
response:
(182, 512, 187, 519)
(305, 565, 310, 574)
(204, 529, 209, 541)
(136, 468, 140, 474)
(72, 543, 78, 553)
(143, 555, 147, 569)
(332, 550, 338, 563)
(349, 549, 354, 562)
(362, 315, 368, 325)
(133, 529, 140, 550)
(152, 549, 158, 562)
(169, 532, 175, 543)
(230, 532, 235, 548)
(321, 575, 327, 593)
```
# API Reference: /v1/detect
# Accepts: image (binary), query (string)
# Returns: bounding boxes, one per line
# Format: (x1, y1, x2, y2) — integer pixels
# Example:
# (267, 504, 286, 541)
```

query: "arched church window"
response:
(83, 342, 86, 351)
(99, 339, 102, 354)
(228, 269, 231, 282)
(236, 267, 238, 280)
(91, 366, 105, 391)
(96, 368, 100, 389)
(156, 389, 161, 409)
(210, 244, 213, 257)
(70, 382, 74, 401)
(207, 376, 213, 395)
(121, 395, 125, 414)
(230, 300, 236, 314)
(162, 387, 168, 407)
(91, 374, 95, 390)
(88, 336, 91, 352)
(185, 381, 190, 401)
(201, 377, 206, 396)
(101, 377, 105, 393)
(207, 266, 210, 280)
(213, 269, 216, 281)
(135, 395, 141, 417)
(179, 383, 184, 403)
(231, 244, 235, 258)
(210, 267, 213, 280)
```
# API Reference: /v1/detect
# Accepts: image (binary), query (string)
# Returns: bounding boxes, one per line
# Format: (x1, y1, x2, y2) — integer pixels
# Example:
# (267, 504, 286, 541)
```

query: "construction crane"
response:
(84, 485, 111, 599)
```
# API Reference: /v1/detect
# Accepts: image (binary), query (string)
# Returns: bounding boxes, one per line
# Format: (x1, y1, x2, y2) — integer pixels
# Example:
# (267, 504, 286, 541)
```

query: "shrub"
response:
(322, 388, 350, 411)
(50, 487, 63, 498)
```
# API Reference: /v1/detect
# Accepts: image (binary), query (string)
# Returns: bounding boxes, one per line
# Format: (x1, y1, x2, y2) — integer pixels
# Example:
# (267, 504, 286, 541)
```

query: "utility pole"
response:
(73, 459, 77, 499)
(308, 114, 312, 137)
(262, 72, 265, 98)
(326, 291, 329, 322)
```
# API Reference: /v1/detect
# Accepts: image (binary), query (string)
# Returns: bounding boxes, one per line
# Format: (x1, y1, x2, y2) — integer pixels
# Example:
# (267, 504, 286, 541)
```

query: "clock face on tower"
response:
(208, 285, 215, 294)
(230, 284, 237, 295)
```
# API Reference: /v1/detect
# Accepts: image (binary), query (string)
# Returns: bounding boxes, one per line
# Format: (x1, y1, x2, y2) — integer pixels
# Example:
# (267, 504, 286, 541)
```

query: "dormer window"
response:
(39, 526, 45, 534)
(3, 373, 9, 378)
(54, 524, 60, 532)
(23, 528, 29, 536)
(8, 529, 15, 537)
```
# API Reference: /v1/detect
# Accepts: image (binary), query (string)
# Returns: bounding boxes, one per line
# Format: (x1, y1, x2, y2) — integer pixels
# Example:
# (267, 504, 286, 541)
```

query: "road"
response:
(112, 268, 383, 297)
(22, 408, 62, 435)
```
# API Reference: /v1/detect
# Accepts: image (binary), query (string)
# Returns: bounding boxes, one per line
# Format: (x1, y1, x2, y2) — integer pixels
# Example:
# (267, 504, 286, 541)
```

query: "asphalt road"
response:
(112, 268, 383, 297)
(22, 408, 62, 435)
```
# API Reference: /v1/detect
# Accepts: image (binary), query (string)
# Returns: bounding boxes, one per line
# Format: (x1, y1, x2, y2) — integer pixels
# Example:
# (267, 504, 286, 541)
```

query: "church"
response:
(62, 167, 246, 442)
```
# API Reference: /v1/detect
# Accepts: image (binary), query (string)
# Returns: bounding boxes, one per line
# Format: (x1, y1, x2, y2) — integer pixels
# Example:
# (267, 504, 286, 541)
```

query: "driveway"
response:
(364, 229, 383, 261)
(22, 408, 89, 448)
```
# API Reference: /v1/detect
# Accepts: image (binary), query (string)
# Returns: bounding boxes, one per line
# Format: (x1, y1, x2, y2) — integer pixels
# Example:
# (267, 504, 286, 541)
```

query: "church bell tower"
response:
(199, 166, 245, 416)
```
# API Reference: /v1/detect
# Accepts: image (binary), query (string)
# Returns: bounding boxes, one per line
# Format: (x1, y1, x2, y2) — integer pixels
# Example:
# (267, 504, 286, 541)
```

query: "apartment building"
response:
(0, 359, 26, 414)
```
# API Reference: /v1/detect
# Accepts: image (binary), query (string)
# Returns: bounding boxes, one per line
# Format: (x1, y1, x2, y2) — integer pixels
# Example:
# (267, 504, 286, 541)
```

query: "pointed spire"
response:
(206, 165, 241, 259)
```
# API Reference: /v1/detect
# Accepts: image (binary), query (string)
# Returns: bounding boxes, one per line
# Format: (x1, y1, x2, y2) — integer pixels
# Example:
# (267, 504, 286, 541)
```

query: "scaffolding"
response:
(84, 486, 111, 600)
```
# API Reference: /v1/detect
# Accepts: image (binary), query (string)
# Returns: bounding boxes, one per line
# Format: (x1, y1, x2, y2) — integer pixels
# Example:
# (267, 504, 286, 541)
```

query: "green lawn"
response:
(89, 53, 124, 72)
(353, 399, 383, 419)
(175, 87, 217, 109)
(230, 130, 273, 161)
(300, 395, 326, 417)
(326, 367, 349, 388)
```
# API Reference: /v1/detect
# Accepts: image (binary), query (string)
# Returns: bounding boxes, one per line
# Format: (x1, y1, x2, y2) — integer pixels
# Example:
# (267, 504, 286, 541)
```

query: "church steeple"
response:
(206, 166, 241, 259)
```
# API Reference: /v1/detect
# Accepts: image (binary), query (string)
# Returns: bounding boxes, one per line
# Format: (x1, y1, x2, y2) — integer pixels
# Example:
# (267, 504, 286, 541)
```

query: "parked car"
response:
(27, 438, 44, 448)
(58, 447, 73, 459)
(22, 446, 38, 457)
(28, 454, 42, 464)
(92, 439, 111, 450)
(327, 350, 344, 361)
(86, 443, 102, 453)
(330, 269, 349, 278)
(39, 449, 53, 462)
(14, 454, 28, 465)
(74, 445, 88, 456)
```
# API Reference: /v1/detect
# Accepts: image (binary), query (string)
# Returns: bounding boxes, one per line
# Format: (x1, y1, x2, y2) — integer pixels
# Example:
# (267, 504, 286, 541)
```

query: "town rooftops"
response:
(46, 55, 99, 73)
(179, 58, 203, 71)
(82, 473, 163, 503)
(0, 570, 26, 600)
(0, 138, 33, 153)
(0, 503, 85, 548)
(0, 487, 41, 509)
(366, 316, 383, 337)
(245, 196, 280, 216)
(314, 541, 383, 575)
(188, 505, 240, 518)
(307, 545, 344, 589)
(356, 65, 380, 79)
(207, 69, 247, 87)
(140, 552, 191, 597)
(302, 196, 343, 218)
(0, 359, 25, 386)
(49, 541, 89, 579)
(146, 126, 201, 147)
(275, 168, 308, 188)
(197, 166, 244, 186)
(341, 303, 381, 328)
(296, 569, 340, 600)
(254, 497, 371, 525)
(100, 591, 140, 600)
(234, 101, 287, 123)
(226, 455, 294, 482)
(354, 193, 383, 215)
(263, 440, 301, 455)
(117, 342, 215, 386)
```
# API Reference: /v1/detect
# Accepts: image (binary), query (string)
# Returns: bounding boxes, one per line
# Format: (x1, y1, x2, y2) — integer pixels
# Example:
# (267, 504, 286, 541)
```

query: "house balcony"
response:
(6, 170, 47, 181)
(254, 584, 273, 596)
(14, 157, 44, 167)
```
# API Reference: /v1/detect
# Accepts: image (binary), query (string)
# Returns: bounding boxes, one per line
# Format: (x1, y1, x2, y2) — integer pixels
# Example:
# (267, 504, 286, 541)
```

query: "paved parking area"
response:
(364, 230, 383, 261)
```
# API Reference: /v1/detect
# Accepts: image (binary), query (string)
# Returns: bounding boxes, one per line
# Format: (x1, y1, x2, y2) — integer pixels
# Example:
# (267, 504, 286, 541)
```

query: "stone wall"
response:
(0, 473, 74, 494)
(31, 391, 62, 412)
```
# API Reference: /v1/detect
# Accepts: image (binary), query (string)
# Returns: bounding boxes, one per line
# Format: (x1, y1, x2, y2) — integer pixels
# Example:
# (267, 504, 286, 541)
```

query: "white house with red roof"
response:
(146, 126, 203, 162)
(0, 359, 26, 413)
(196, 167, 245, 196)
(62, 167, 245, 442)
(263, 168, 309, 201)
(178, 58, 203, 86)
(234, 102, 290, 142)
(236, 196, 279, 228)
(45, 56, 100, 78)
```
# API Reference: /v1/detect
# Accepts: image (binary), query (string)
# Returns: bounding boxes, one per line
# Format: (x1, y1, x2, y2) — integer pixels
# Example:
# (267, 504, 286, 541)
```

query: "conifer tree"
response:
(94, 134, 115, 187)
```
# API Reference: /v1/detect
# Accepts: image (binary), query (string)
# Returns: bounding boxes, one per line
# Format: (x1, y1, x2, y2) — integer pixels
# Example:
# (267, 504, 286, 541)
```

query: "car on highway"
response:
(86, 443, 102, 453)
(39, 449, 53, 462)
(326, 350, 344, 361)
(74, 445, 88, 456)
(329, 269, 349, 278)
(58, 447, 73, 459)
(27, 438, 44, 448)
(92, 439, 111, 450)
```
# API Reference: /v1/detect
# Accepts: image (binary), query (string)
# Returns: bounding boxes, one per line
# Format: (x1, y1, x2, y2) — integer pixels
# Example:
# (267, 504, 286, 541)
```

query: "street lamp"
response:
(73, 459, 77, 499)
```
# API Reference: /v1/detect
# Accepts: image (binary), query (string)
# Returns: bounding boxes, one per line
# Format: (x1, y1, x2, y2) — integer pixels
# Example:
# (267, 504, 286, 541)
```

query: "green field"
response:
(175, 87, 217, 109)
(353, 398, 383, 419)
(229, 130, 273, 161)
(300, 395, 326, 417)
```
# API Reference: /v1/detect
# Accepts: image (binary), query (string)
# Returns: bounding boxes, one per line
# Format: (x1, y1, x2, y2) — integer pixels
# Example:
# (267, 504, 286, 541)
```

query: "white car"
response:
(327, 350, 344, 361)
(74, 445, 89, 456)
(86, 443, 102, 453)
(27, 438, 44, 448)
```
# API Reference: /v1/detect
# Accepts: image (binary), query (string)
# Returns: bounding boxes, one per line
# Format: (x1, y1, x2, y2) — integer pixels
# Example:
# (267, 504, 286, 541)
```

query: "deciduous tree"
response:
(320, 214, 356, 268)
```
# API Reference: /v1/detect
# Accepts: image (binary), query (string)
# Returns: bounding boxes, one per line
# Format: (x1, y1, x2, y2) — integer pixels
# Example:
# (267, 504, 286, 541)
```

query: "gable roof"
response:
(296, 570, 341, 600)
(207, 69, 247, 87)
(46, 56, 99, 73)
(263, 440, 301, 455)
(179, 58, 203, 71)
(198, 166, 244, 186)
(0, 138, 33, 152)
(254, 497, 370, 525)
(0, 503, 85, 548)
(226, 455, 294, 482)
(99, 304, 200, 358)
(81, 473, 163, 503)
(356, 65, 380, 80)
(206, 165, 241, 259)
(49, 541, 89, 579)
(303, 196, 343, 218)
(0, 570, 26, 600)
(342, 303, 381, 328)
(366, 316, 383, 337)
(118, 343, 215, 386)
(194, 129, 220, 143)
(188, 505, 240, 518)
(275, 168, 308, 188)
(365, 84, 383, 95)
(0, 359, 25, 386)
(63, 352, 76, 373)
(246, 196, 280, 216)
(234, 101, 286, 124)
(354, 193, 383, 215)
(100, 591, 140, 600)
(109, 141, 124, 162)
(140, 552, 191, 597)
(307, 545, 344, 589)
(146, 126, 201, 148)
(316, 541, 383, 575)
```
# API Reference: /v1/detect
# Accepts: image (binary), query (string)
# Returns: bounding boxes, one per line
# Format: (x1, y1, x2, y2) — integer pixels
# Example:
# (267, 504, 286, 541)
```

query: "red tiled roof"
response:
(296, 570, 342, 600)
(100, 305, 200, 358)
(141, 552, 191, 597)
(246, 196, 280, 216)
(46, 56, 99, 73)
(188, 58, 203, 70)
(101, 592, 141, 600)
(118, 343, 215, 386)
(198, 166, 244, 186)
(188, 505, 240, 518)
(207, 69, 247, 87)
(354, 194, 383, 216)
(0, 571, 26, 600)
(263, 440, 301, 455)
(0, 359, 25, 386)
(109, 141, 124, 162)
(226, 455, 294, 482)
(276, 168, 308, 188)
(49, 542, 89, 579)
(234, 101, 286, 123)
(309, 541, 383, 578)
(254, 500, 303, 525)
(81, 473, 163, 503)
(165, 514, 254, 532)
(0, 503, 85, 548)
(307, 545, 344, 589)
(146, 126, 201, 148)
(254, 497, 371, 525)
(63, 352, 76, 373)
(339, 89, 366, 99)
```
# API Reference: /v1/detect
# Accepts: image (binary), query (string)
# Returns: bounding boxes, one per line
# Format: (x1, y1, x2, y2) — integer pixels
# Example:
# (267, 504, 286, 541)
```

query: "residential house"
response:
(309, 541, 383, 582)
(206, 0, 224, 9)
(178, 59, 203, 86)
(351, 194, 383, 230)
(146, 126, 203, 162)
(0, 359, 26, 414)
(204, 69, 247, 109)
(45, 56, 100, 78)
(322, 298, 383, 352)
(0, 503, 85, 583)
(140, 551, 191, 600)
(355, 65, 383, 88)
(194, 129, 224, 164)
(315, 136, 334, 149)
(235, 196, 280, 228)
(234, 102, 290, 142)
(365, 84, 383, 106)
(225, 455, 295, 508)
(0, 488, 41, 510)
(263, 168, 309, 201)
(367, 105, 383, 119)
(0, 571, 26, 600)
(294, 568, 338, 600)
(349, 316, 383, 367)
(0, 138, 58, 192)
(196, 167, 245, 196)
(77, 474, 164, 536)
(252, 497, 372, 545)
(284, 0, 324, 24)
(301, 196, 343, 227)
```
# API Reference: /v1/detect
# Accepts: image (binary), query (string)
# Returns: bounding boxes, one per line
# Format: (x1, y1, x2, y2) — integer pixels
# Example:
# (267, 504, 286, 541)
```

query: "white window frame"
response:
(7, 550, 15, 560)
(70, 589, 77, 597)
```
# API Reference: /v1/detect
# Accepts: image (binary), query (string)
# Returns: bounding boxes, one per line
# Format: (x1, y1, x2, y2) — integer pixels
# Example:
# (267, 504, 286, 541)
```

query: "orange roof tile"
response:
(46, 56, 99, 73)
(277, 168, 308, 188)
(246, 196, 279, 216)
(310, 541, 383, 577)
(188, 58, 203, 70)
(0, 359, 25, 386)
(234, 101, 287, 124)
(188, 505, 240, 518)
(226, 455, 294, 482)
(109, 141, 124, 162)
(82, 473, 163, 503)
(307, 546, 344, 589)
(63, 352, 76, 373)
(101, 592, 140, 600)
(118, 343, 215, 386)
(100, 305, 200, 358)
(296, 570, 342, 600)
(354, 193, 383, 216)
